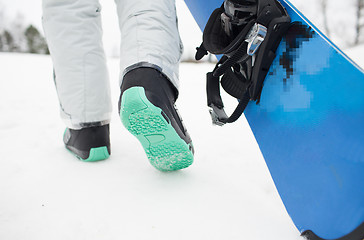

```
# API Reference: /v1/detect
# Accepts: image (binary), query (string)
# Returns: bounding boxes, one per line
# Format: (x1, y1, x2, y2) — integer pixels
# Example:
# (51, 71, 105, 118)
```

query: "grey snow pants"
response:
(42, 0, 183, 129)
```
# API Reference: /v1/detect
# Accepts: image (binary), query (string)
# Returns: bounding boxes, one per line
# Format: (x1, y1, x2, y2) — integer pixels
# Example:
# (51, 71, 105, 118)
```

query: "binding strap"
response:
(207, 72, 250, 126)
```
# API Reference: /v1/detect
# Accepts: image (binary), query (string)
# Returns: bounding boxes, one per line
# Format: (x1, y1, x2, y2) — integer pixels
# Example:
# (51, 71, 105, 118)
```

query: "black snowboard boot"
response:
(63, 124, 111, 162)
(119, 67, 194, 171)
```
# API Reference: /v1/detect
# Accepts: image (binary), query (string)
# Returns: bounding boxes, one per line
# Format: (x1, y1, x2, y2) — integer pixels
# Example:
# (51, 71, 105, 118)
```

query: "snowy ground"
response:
(0, 47, 362, 240)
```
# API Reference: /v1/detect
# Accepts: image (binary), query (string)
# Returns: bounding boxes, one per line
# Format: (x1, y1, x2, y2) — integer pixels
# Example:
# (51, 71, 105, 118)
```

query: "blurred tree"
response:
(320, 0, 330, 37)
(24, 24, 49, 54)
(0, 33, 3, 51)
(10, 13, 27, 52)
(2, 30, 19, 52)
(355, 0, 364, 45)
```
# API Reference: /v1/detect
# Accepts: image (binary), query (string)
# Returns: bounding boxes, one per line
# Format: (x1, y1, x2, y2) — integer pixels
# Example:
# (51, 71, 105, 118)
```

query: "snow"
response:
(0, 52, 305, 240)
(344, 44, 364, 69)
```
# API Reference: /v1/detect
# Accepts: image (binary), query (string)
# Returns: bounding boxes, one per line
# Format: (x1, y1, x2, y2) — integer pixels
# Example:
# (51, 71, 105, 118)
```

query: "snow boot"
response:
(119, 67, 194, 171)
(63, 124, 111, 162)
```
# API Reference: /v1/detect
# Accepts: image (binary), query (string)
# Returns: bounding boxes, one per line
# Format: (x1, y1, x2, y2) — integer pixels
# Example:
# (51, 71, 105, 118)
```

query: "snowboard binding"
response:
(196, 0, 291, 125)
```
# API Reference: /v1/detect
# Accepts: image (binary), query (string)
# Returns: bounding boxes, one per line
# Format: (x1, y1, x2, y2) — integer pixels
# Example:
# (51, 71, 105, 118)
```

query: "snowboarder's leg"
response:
(42, 0, 112, 129)
(42, 0, 111, 161)
(115, 0, 194, 171)
(114, 0, 183, 90)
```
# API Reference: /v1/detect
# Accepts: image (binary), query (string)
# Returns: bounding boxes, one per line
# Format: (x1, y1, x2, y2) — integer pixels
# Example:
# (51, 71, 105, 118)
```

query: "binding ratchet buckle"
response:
(209, 104, 228, 126)
(245, 23, 267, 56)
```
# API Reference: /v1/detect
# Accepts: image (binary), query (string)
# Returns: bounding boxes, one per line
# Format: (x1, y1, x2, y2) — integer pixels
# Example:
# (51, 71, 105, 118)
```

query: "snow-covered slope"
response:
(0, 53, 302, 240)
(0, 44, 362, 239)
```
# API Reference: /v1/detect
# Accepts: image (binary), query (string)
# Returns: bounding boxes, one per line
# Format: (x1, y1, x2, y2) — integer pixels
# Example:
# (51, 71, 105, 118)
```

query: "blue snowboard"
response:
(183, 0, 364, 239)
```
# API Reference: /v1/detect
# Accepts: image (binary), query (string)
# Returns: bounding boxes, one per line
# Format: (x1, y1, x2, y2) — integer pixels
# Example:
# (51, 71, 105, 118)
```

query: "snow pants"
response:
(42, 0, 183, 129)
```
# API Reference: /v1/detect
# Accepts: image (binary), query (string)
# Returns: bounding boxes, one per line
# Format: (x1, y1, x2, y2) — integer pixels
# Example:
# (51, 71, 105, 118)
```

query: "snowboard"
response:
(183, 0, 364, 239)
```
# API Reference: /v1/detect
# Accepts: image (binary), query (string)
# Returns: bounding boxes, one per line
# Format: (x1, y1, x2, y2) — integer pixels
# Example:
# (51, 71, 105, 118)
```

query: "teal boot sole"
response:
(66, 146, 110, 162)
(120, 87, 194, 171)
